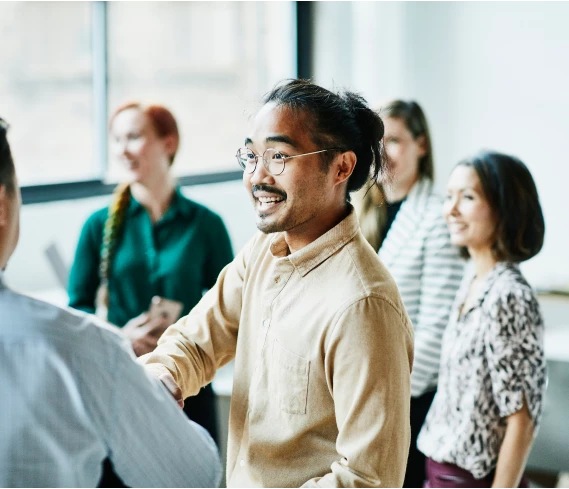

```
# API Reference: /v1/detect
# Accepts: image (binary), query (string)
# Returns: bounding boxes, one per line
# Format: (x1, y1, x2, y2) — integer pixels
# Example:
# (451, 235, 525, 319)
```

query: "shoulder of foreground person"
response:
(1, 290, 222, 487)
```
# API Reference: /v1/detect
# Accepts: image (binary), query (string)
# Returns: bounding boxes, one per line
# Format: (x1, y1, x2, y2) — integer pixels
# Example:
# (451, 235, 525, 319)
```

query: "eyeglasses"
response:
(235, 147, 341, 176)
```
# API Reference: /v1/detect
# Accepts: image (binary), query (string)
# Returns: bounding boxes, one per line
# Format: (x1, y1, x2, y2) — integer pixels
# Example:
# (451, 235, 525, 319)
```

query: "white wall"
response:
(313, 1, 569, 292)
(7, 2, 569, 293)
(5, 179, 256, 294)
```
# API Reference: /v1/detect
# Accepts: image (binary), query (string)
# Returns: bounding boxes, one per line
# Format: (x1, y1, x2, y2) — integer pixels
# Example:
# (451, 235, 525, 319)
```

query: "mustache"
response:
(251, 184, 287, 200)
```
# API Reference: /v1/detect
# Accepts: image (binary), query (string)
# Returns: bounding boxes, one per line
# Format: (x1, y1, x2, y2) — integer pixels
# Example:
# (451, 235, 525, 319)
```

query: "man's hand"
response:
(122, 313, 172, 357)
(159, 372, 185, 408)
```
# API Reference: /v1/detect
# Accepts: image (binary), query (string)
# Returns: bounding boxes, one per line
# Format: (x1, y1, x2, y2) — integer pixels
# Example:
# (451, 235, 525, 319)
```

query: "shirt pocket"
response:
(273, 339, 310, 415)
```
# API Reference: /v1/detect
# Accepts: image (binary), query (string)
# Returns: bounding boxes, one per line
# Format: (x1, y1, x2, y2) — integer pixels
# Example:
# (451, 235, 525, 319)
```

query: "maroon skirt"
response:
(424, 458, 529, 488)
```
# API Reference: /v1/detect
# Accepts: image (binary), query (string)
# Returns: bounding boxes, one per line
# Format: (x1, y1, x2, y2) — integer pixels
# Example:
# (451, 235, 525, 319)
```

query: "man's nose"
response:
(249, 158, 273, 185)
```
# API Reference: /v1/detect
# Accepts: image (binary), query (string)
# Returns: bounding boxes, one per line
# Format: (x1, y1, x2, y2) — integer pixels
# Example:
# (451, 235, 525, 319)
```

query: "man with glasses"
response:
(142, 80, 414, 487)
(0, 118, 221, 487)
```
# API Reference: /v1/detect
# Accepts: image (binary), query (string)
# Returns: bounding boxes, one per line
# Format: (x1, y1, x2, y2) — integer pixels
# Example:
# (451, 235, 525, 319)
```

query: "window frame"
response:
(21, 1, 313, 205)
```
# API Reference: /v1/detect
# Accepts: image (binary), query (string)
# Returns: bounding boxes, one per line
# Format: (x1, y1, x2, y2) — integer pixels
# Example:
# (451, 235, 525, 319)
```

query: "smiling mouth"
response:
(256, 196, 285, 211)
(448, 223, 467, 233)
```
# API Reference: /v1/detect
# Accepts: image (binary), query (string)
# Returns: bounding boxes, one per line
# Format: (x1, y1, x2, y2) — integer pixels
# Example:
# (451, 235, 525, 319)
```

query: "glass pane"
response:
(106, 1, 296, 181)
(0, 2, 95, 186)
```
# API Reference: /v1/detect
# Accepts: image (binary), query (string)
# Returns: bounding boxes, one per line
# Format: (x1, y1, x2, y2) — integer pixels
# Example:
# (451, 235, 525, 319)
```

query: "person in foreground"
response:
(417, 151, 547, 488)
(0, 118, 221, 487)
(141, 79, 414, 487)
(354, 100, 463, 487)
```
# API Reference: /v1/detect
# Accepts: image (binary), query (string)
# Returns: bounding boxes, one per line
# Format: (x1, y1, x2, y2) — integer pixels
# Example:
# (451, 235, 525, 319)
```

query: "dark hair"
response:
(380, 99, 434, 180)
(0, 118, 16, 194)
(263, 79, 386, 199)
(457, 151, 545, 262)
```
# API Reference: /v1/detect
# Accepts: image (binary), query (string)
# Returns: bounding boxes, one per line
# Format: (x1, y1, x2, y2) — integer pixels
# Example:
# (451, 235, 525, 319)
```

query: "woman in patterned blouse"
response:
(417, 151, 547, 488)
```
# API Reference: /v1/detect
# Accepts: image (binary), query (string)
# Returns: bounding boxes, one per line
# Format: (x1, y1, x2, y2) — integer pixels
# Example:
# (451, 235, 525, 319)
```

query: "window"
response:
(1, 1, 297, 190)
(0, 2, 96, 186)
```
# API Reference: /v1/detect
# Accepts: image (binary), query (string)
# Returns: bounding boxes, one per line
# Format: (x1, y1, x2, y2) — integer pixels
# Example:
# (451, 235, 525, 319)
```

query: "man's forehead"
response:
(247, 103, 311, 147)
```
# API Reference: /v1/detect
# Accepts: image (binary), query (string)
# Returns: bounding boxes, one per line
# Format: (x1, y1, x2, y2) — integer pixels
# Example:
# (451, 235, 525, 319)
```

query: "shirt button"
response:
(240, 459, 245, 467)
(263, 319, 269, 329)
(274, 276, 280, 284)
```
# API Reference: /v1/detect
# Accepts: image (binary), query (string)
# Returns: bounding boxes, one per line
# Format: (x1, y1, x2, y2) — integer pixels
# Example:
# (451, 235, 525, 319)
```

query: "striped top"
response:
(378, 179, 464, 397)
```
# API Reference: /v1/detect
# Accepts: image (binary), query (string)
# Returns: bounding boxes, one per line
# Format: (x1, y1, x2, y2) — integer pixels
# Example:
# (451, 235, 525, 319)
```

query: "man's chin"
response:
(256, 216, 284, 234)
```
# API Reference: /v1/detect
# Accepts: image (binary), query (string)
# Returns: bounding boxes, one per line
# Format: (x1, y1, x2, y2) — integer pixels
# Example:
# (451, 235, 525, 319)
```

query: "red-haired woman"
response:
(68, 102, 233, 485)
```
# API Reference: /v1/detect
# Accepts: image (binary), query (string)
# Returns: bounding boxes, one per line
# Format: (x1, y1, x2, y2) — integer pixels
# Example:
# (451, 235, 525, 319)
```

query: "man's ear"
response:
(334, 151, 357, 186)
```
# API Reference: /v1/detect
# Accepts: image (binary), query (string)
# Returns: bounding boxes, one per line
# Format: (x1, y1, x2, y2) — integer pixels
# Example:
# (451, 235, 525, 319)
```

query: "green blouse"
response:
(68, 187, 234, 327)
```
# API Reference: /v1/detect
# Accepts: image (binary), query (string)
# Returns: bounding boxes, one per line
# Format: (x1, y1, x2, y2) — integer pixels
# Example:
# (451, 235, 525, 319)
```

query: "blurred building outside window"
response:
(0, 1, 296, 187)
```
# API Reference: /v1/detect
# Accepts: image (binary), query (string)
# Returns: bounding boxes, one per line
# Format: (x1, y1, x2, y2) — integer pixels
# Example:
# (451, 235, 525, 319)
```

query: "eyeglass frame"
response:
(235, 147, 344, 176)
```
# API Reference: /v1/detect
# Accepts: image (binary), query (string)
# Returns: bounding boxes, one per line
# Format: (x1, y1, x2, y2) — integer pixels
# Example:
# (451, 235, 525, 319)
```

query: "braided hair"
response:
(95, 183, 131, 319)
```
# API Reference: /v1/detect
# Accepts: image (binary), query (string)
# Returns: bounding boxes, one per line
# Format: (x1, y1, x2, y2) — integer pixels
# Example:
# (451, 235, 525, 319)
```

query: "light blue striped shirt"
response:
(0, 271, 221, 488)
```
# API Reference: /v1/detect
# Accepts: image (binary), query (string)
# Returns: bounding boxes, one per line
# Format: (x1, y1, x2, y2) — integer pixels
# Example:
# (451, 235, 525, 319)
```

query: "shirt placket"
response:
(236, 258, 294, 476)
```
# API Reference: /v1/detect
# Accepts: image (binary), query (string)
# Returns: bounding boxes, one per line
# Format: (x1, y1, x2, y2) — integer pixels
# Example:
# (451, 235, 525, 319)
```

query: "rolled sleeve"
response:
(485, 289, 546, 425)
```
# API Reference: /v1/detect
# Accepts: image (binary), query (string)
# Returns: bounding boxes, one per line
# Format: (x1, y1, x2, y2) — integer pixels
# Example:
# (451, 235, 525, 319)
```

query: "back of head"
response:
(263, 79, 386, 199)
(380, 99, 434, 180)
(0, 118, 15, 194)
(459, 150, 545, 262)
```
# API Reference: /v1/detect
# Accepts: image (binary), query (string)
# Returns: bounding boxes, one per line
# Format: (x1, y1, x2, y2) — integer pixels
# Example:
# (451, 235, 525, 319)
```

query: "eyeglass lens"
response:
(236, 148, 286, 175)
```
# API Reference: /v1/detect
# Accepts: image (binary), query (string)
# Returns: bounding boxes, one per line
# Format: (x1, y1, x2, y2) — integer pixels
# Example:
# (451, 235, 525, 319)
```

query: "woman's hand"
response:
(122, 312, 172, 357)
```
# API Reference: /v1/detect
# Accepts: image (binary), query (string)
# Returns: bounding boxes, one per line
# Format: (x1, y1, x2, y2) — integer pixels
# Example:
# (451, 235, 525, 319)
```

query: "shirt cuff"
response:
(138, 358, 170, 379)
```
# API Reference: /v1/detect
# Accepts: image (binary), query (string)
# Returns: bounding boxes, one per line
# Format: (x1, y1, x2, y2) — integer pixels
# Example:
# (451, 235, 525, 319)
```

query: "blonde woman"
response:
(355, 100, 464, 487)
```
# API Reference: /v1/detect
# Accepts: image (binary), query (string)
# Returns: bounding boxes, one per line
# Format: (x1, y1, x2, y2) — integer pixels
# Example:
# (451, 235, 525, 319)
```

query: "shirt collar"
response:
(269, 205, 360, 277)
(460, 261, 519, 311)
(126, 186, 194, 219)
(477, 261, 518, 302)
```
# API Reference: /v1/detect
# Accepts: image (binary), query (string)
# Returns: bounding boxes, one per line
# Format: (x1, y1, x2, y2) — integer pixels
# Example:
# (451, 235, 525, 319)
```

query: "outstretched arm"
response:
(140, 234, 255, 399)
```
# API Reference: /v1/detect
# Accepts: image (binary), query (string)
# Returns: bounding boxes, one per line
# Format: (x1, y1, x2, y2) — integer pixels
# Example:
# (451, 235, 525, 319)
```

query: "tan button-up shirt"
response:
(141, 208, 414, 487)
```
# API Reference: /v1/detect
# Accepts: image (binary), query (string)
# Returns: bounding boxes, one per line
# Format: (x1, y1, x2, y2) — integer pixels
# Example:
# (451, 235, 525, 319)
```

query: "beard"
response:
(255, 212, 287, 234)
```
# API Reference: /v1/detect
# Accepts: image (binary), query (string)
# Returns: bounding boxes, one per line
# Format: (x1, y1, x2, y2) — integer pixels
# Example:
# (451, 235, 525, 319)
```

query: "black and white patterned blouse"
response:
(417, 262, 547, 479)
